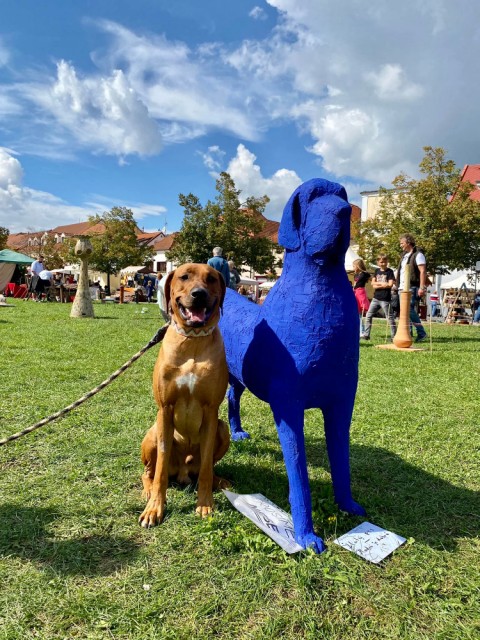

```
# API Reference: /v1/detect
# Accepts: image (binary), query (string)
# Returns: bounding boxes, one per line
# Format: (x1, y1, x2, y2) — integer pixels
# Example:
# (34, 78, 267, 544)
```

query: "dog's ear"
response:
(278, 189, 301, 251)
(164, 270, 176, 314)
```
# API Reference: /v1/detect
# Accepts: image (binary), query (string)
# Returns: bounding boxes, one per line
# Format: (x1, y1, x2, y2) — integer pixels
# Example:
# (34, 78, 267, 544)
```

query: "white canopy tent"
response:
(345, 246, 362, 271)
(439, 270, 479, 290)
(259, 280, 277, 290)
(120, 265, 150, 276)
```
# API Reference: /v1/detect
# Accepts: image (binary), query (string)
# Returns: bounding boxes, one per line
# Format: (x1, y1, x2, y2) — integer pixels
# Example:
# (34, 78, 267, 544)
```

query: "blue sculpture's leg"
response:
(271, 398, 326, 553)
(227, 376, 250, 440)
(323, 401, 366, 516)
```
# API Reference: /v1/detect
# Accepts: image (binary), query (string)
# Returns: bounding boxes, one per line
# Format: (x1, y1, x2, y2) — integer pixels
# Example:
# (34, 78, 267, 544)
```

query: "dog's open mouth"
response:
(177, 300, 216, 327)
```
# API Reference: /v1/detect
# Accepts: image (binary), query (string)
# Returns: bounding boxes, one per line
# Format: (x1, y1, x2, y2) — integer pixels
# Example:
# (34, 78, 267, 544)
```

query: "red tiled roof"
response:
(238, 208, 280, 243)
(137, 231, 164, 240)
(153, 233, 177, 251)
(50, 221, 96, 235)
(455, 164, 480, 201)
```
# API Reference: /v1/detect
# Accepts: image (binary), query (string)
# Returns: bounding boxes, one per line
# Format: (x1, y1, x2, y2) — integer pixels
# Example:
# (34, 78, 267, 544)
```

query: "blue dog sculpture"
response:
(219, 178, 366, 553)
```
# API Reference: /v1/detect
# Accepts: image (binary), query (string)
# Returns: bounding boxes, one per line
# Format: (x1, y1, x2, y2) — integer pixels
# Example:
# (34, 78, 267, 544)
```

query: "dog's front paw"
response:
(337, 498, 366, 517)
(138, 500, 166, 528)
(195, 505, 214, 518)
(296, 532, 326, 554)
(231, 430, 250, 441)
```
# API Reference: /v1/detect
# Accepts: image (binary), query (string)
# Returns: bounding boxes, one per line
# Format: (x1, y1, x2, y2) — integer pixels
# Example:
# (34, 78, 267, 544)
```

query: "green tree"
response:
(359, 147, 480, 274)
(167, 173, 278, 274)
(0, 226, 9, 250)
(88, 207, 153, 291)
(40, 235, 76, 270)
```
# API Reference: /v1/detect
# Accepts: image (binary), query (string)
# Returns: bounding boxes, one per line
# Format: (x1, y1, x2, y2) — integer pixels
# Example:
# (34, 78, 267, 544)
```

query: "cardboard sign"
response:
(334, 522, 406, 563)
(223, 490, 304, 554)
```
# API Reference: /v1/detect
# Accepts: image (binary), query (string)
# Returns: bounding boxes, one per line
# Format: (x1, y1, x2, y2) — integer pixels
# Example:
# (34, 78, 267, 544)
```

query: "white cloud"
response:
(1, 2, 479, 199)
(93, 20, 259, 140)
(365, 64, 423, 101)
(27, 60, 162, 158)
(249, 6, 267, 21)
(199, 145, 226, 171)
(0, 148, 23, 188)
(0, 148, 95, 232)
(85, 195, 167, 221)
(0, 147, 168, 233)
(226, 144, 302, 219)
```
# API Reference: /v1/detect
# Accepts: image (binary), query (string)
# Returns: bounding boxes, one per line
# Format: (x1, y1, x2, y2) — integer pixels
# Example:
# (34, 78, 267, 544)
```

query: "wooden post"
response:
(70, 236, 94, 318)
(393, 264, 412, 348)
(393, 290, 413, 348)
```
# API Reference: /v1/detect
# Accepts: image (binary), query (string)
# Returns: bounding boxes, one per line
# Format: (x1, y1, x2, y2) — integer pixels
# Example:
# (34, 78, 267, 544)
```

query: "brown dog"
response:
(139, 263, 230, 527)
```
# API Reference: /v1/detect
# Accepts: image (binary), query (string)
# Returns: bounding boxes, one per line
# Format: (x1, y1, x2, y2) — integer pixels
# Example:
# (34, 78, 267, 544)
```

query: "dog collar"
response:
(171, 319, 216, 338)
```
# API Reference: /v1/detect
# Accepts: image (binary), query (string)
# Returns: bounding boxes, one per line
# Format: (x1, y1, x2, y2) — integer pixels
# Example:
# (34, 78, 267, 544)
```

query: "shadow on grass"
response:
(221, 437, 479, 552)
(349, 443, 480, 551)
(0, 504, 141, 575)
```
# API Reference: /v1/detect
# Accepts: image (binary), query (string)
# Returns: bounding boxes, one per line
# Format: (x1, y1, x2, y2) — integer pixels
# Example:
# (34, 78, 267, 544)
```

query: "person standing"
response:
(396, 233, 428, 342)
(37, 266, 54, 302)
(29, 254, 45, 301)
(352, 258, 371, 336)
(227, 260, 241, 290)
(362, 255, 396, 341)
(207, 247, 230, 287)
(429, 290, 439, 318)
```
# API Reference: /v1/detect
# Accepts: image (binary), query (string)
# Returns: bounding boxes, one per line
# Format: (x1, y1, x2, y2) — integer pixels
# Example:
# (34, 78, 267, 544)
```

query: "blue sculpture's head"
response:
(278, 179, 351, 262)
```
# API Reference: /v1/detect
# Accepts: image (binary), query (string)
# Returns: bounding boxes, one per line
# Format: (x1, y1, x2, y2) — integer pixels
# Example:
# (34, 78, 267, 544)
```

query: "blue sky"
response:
(1, 0, 479, 234)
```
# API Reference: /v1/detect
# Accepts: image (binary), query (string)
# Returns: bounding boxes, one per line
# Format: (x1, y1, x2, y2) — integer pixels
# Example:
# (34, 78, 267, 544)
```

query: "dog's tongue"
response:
(186, 308, 206, 323)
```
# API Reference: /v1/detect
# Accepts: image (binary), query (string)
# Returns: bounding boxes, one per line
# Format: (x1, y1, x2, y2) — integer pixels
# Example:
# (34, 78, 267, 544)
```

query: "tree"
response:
(88, 207, 153, 291)
(358, 147, 480, 274)
(0, 226, 9, 250)
(40, 235, 76, 269)
(167, 173, 278, 274)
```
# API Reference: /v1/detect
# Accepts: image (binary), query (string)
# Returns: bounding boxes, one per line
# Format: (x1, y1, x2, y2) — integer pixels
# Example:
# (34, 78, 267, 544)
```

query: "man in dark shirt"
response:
(207, 247, 230, 287)
(362, 254, 396, 341)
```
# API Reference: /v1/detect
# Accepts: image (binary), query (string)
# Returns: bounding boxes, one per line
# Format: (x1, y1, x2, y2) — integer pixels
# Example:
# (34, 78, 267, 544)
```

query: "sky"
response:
(1, 0, 480, 235)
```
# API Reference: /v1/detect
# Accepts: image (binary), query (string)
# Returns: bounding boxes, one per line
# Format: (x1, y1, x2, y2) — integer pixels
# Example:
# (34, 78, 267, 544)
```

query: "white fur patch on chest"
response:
(175, 372, 198, 394)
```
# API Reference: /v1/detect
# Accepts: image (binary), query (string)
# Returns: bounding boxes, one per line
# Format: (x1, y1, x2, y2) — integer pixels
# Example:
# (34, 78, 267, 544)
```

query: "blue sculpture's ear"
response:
(278, 189, 301, 251)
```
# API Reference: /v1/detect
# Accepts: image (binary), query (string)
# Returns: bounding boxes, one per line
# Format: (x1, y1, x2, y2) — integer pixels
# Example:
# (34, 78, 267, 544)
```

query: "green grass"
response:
(0, 301, 479, 639)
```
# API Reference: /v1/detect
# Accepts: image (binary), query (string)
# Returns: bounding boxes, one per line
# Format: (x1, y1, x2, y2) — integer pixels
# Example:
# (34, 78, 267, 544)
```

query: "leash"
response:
(0, 324, 169, 447)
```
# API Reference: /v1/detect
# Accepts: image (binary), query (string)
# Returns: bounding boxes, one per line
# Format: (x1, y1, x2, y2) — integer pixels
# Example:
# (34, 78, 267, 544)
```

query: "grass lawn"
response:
(0, 300, 478, 639)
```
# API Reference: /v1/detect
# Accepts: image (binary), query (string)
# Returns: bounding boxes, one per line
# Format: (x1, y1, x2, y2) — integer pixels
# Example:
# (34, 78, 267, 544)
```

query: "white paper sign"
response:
(223, 490, 304, 554)
(334, 522, 406, 564)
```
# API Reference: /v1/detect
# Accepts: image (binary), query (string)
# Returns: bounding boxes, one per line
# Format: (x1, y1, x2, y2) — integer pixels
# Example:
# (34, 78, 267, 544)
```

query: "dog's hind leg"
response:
(271, 397, 326, 553)
(227, 376, 250, 440)
(322, 401, 366, 516)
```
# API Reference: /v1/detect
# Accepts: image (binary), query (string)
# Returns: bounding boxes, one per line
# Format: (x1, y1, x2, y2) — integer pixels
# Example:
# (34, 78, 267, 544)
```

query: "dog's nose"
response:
(190, 287, 208, 302)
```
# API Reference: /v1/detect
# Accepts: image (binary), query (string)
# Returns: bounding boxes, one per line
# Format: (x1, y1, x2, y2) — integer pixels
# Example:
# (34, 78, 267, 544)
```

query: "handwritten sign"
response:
(334, 522, 406, 563)
(223, 490, 304, 554)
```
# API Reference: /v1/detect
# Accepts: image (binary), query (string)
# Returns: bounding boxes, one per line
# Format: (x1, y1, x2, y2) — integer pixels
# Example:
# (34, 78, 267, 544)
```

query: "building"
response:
(450, 164, 480, 202)
(151, 233, 178, 274)
(7, 221, 164, 256)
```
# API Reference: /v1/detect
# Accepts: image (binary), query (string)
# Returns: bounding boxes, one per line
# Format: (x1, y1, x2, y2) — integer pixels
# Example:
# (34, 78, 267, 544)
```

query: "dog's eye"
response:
(179, 274, 189, 281)
(206, 275, 216, 284)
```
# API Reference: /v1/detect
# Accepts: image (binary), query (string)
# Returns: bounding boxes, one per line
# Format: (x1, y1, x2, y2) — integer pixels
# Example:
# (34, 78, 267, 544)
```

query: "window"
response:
(156, 261, 167, 273)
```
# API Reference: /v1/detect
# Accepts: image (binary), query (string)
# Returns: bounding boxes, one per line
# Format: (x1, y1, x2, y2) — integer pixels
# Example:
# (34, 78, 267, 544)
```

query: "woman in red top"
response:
(353, 258, 371, 336)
